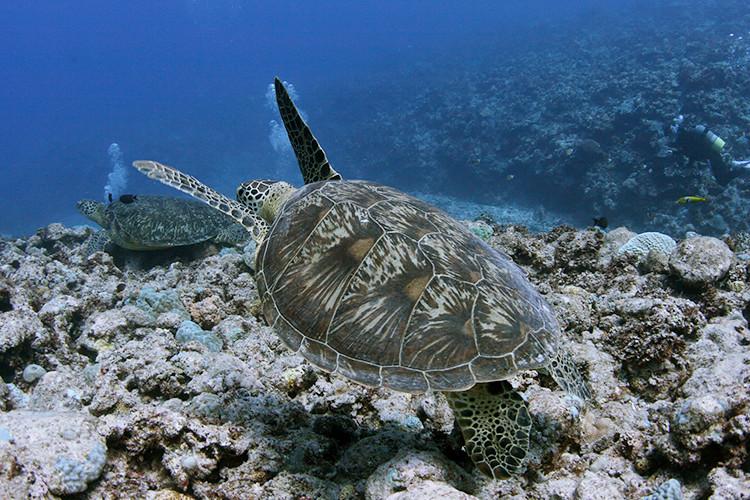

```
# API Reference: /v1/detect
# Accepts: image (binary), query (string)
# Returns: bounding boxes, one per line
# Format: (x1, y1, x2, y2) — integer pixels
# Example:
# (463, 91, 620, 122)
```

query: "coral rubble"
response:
(0, 222, 748, 498)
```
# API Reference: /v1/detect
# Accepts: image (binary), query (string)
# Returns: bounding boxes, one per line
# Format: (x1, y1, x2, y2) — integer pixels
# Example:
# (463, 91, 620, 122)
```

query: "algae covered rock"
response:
(0, 410, 107, 496)
(365, 450, 473, 500)
(669, 236, 733, 287)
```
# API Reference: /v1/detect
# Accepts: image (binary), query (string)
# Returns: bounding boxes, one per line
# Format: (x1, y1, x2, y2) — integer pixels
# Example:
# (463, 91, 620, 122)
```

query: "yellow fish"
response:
(676, 196, 707, 204)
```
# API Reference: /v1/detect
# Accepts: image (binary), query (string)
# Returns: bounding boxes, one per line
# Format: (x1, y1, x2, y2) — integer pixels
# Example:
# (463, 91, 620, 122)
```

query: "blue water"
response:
(2, 1, 748, 236)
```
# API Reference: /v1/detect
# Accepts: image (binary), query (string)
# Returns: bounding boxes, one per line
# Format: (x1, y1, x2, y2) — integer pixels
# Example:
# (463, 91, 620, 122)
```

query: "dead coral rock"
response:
(7, 220, 750, 498)
(28, 369, 85, 411)
(187, 295, 228, 329)
(657, 314, 750, 467)
(94, 330, 185, 401)
(387, 480, 478, 500)
(0, 379, 9, 411)
(575, 470, 627, 499)
(0, 410, 107, 497)
(338, 430, 422, 479)
(587, 453, 648, 497)
(493, 226, 555, 271)
(257, 471, 340, 500)
(372, 392, 423, 431)
(551, 228, 604, 272)
(669, 236, 733, 288)
(598, 227, 637, 268)
(37, 294, 82, 334)
(412, 392, 455, 434)
(0, 277, 14, 312)
(576, 335, 623, 404)
(365, 450, 474, 500)
(78, 308, 128, 353)
(680, 313, 749, 399)
(146, 490, 195, 500)
(177, 351, 260, 395)
(99, 406, 250, 492)
(0, 307, 43, 354)
(548, 286, 594, 336)
(707, 467, 750, 500)
(527, 386, 584, 467)
(601, 297, 704, 400)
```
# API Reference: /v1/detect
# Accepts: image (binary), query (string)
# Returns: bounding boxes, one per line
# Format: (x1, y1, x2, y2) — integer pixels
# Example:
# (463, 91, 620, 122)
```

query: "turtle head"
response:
(237, 180, 296, 224)
(76, 199, 108, 227)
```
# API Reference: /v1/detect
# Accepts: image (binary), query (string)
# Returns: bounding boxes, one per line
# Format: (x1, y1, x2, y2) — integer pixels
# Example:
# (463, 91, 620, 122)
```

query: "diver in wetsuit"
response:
(671, 117, 750, 185)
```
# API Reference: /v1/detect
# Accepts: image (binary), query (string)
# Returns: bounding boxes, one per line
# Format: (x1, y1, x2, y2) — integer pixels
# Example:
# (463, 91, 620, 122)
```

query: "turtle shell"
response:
(256, 181, 560, 393)
(107, 195, 235, 249)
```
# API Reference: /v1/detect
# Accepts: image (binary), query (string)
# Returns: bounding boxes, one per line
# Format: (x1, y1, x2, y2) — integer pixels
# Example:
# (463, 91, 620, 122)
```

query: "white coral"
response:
(617, 232, 676, 259)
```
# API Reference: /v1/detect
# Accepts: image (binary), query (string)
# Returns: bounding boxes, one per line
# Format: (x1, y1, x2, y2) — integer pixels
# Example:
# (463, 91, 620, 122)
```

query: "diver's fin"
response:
(132, 161, 268, 242)
(274, 77, 342, 184)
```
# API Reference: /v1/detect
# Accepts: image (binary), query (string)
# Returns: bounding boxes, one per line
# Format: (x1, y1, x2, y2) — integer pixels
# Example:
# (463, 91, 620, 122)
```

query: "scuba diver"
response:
(670, 115, 750, 185)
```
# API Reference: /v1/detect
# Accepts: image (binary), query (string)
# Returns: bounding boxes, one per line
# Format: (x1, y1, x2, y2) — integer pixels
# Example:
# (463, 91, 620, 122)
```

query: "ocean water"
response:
(2, 0, 749, 237)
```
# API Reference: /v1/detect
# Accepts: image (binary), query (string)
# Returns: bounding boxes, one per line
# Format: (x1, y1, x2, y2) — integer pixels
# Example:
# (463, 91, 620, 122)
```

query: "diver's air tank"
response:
(696, 125, 726, 152)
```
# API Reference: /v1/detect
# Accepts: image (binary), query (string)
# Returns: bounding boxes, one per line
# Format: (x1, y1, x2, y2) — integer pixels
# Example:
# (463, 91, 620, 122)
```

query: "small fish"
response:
(592, 216, 608, 229)
(676, 196, 707, 204)
(107, 193, 113, 203)
(119, 194, 138, 204)
(506, 174, 515, 181)
(564, 148, 574, 156)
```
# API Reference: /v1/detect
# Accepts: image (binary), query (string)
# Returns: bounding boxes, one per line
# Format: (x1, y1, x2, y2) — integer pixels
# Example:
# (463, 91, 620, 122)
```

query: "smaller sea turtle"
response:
(76, 195, 248, 255)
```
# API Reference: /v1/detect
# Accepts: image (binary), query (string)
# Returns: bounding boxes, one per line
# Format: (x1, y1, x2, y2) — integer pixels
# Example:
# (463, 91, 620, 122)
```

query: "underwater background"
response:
(2, 0, 750, 237)
(3, 2, 750, 498)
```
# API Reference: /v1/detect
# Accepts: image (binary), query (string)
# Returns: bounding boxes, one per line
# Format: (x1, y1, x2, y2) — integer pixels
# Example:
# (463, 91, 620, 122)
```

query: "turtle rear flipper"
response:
(132, 161, 268, 242)
(84, 230, 112, 256)
(547, 349, 591, 401)
(445, 381, 531, 479)
(274, 77, 342, 184)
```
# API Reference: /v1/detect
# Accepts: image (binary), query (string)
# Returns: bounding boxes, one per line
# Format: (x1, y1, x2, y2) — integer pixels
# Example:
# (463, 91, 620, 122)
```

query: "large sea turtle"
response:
(76, 195, 248, 256)
(131, 78, 590, 479)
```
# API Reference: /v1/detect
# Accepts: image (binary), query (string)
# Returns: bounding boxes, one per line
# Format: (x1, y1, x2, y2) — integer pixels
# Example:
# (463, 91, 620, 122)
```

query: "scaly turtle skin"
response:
(76, 195, 248, 255)
(132, 78, 590, 479)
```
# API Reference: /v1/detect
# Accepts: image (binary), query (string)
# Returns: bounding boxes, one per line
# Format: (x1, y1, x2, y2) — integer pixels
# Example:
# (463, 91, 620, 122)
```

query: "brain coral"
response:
(617, 232, 676, 259)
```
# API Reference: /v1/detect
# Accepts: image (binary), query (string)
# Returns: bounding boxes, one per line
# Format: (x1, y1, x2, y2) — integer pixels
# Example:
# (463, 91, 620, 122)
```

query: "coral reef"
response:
(0, 221, 748, 498)
(322, 0, 750, 237)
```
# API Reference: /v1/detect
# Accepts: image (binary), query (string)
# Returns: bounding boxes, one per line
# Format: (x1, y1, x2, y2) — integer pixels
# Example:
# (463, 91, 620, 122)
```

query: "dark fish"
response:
(108, 193, 113, 203)
(592, 216, 608, 229)
(119, 194, 138, 204)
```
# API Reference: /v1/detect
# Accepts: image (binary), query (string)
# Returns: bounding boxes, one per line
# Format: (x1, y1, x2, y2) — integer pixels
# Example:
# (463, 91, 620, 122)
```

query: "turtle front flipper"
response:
(83, 230, 112, 256)
(274, 77, 342, 184)
(445, 381, 531, 479)
(547, 348, 591, 401)
(132, 161, 269, 242)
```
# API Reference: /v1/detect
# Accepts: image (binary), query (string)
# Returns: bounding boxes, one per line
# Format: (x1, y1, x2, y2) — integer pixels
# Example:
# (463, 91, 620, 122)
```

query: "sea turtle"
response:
(131, 78, 590, 479)
(76, 195, 249, 256)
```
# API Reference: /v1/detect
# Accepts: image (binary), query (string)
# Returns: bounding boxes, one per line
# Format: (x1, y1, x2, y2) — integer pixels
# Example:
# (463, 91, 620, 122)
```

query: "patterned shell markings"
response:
(108, 196, 235, 247)
(257, 181, 560, 393)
